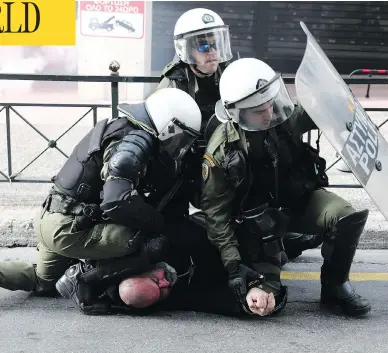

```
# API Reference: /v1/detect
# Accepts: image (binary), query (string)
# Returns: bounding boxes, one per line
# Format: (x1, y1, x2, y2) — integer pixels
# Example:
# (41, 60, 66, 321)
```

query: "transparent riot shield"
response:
(295, 21, 388, 220)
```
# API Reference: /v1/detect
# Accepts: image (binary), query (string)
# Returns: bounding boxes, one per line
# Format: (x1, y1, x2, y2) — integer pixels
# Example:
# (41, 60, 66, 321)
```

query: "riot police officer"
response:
(0, 88, 203, 296)
(158, 8, 233, 134)
(157, 8, 234, 209)
(200, 58, 371, 316)
(158, 8, 319, 259)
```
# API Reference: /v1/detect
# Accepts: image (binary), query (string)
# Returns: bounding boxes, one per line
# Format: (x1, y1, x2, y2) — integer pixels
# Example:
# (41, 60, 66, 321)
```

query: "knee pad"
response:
(325, 209, 369, 247)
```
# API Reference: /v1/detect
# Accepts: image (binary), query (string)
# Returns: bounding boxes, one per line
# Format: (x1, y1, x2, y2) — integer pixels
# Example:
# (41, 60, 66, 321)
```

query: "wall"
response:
(151, 1, 388, 75)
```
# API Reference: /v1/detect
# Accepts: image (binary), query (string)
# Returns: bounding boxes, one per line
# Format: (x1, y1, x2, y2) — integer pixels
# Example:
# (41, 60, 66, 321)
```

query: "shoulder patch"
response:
(202, 154, 216, 182)
(203, 154, 216, 167)
(202, 160, 210, 182)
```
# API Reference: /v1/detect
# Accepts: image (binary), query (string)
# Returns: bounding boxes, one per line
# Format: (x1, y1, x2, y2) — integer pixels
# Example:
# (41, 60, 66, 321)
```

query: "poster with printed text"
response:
(79, 1, 144, 39)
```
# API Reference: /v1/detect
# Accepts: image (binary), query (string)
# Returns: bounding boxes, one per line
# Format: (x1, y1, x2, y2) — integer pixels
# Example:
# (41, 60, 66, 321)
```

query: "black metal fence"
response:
(0, 62, 388, 187)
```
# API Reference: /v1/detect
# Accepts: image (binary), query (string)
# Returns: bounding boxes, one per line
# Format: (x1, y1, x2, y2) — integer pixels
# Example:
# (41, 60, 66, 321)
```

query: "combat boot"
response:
(56, 247, 154, 310)
(320, 209, 371, 316)
(55, 262, 98, 308)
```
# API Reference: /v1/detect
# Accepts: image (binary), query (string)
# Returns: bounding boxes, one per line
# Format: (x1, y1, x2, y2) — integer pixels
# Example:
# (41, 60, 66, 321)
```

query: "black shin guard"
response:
(320, 209, 371, 316)
(321, 209, 368, 283)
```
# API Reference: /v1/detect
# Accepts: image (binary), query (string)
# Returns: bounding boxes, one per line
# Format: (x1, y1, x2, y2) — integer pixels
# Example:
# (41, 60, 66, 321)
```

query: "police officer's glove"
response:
(226, 260, 264, 305)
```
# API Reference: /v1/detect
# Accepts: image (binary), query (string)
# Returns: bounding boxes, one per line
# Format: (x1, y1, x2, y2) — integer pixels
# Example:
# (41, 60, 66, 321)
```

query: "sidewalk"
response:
(0, 178, 387, 248)
(0, 86, 387, 248)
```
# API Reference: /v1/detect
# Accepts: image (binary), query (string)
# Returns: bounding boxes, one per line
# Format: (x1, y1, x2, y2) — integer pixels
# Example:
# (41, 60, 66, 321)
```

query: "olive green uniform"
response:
(0, 139, 142, 293)
(200, 104, 356, 293)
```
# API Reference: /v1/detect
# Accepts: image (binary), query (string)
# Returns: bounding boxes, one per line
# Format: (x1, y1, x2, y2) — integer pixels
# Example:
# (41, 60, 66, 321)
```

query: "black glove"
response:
(226, 260, 264, 305)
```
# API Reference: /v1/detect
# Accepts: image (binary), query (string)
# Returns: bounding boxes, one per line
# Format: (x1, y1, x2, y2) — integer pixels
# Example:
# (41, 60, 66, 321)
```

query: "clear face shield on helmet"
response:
(217, 74, 295, 131)
(158, 118, 201, 175)
(174, 26, 232, 65)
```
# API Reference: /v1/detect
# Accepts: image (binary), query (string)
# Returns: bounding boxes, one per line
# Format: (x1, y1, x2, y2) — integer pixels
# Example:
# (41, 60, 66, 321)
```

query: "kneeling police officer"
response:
(0, 88, 203, 296)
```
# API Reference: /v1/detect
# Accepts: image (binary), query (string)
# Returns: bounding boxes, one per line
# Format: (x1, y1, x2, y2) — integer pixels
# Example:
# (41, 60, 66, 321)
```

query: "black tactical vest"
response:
(240, 121, 328, 210)
(51, 117, 135, 204)
(52, 115, 195, 219)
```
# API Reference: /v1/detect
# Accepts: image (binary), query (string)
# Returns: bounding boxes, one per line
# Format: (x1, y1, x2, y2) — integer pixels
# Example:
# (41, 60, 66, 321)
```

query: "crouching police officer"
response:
(0, 88, 203, 296)
(200, 57, 371, 316)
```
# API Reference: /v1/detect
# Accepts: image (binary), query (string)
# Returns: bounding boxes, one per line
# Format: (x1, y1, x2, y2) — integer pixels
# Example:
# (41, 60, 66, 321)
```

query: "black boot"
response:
(283, 232, 323, 260)
(55, 262, 99, 309)
(56, 249, 153, 313)
(56, 262, 127, 315)
(320, 209, 371, 316)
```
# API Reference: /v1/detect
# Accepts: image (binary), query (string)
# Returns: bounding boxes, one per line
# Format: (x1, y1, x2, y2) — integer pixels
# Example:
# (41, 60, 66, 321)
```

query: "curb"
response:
(0, 217, 387, 249)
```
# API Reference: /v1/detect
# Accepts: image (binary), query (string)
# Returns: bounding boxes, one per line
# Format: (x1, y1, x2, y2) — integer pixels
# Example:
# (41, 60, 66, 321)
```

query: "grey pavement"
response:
(0, 248, 387, 353)
(0, 86, 387, 248)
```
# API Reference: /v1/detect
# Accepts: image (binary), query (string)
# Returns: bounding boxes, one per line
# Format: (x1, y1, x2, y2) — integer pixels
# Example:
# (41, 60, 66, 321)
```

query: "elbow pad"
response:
(108, 130, 154, 187)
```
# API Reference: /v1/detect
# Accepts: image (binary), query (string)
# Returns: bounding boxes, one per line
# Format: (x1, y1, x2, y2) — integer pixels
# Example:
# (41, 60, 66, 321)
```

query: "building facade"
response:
(152, 1, 388, 74)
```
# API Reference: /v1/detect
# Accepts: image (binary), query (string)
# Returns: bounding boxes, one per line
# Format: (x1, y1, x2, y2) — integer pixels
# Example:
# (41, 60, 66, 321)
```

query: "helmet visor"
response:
(158, 118, 200, 172)
(224, 75, 295, 131)
(174, 26, 232, 65)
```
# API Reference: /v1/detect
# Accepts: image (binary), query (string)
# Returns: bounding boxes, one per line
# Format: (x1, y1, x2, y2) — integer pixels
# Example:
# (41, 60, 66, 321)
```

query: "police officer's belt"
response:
(43, 193, 102, 220)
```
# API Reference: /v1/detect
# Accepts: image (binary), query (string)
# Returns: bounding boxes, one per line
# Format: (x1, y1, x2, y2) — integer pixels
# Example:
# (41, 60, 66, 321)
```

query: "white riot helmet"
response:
(145, 88, 202, 173)
(215, 58, 295, 131)
(173, 8, 232, 65)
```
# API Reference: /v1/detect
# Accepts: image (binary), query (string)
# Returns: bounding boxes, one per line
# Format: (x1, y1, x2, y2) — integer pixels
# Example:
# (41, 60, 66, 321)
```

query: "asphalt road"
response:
(0, 248, 387, 353)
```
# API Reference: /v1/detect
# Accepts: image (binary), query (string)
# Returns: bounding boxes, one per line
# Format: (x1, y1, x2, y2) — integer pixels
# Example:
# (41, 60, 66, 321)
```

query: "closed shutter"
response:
(263, 1, 388, 73)
(151, 1, 257, 72)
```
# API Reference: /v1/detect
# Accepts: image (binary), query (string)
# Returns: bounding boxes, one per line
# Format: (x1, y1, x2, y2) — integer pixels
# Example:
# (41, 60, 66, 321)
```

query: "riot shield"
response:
(295, 21, 388, 220)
